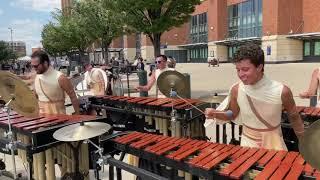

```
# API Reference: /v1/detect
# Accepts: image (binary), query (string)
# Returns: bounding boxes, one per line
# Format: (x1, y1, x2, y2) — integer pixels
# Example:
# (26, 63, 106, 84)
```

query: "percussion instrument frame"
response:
(0, 113, 106, 179)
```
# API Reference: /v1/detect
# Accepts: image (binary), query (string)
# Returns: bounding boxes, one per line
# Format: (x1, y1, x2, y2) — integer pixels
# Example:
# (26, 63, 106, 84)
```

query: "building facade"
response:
(6, 41, 26, 57)
(110, 0, 320, 63)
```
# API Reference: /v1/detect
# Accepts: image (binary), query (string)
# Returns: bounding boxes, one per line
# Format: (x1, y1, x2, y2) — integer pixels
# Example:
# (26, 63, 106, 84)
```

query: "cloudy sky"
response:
(0, 0, 61, 55)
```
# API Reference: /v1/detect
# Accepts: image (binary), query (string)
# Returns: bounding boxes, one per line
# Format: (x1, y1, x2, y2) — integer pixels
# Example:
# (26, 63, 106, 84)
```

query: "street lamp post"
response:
(8, 27, 13, 52)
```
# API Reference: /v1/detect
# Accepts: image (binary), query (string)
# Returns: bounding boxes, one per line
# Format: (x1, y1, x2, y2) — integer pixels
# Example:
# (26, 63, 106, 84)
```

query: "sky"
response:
(0, 0, 61, 55)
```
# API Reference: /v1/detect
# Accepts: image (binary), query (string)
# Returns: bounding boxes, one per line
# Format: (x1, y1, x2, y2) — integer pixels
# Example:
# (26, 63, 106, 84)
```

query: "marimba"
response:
(282, 106, 320, 126)
(112, 132, 318, 180)
(89, 95, 210, 139)
(0, 110, 104, 180)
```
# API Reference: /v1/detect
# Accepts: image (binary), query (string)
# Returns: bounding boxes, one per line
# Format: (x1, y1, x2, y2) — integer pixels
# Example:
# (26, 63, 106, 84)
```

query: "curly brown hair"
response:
(233, 43, 264, 71)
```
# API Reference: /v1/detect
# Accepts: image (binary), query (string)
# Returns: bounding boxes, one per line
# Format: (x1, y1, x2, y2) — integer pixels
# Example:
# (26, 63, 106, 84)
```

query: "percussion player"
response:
(30, 50, 80, 115)
(205, 43, 304, 150)
(299, 67, 320, 106)
(83, 62, 108, 96)
(136, 54, 175, 98)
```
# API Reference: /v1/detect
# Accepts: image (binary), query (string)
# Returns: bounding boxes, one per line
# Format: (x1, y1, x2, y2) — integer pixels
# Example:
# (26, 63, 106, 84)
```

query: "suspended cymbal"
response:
(299, 120, 320, 170)
(157, 70, 188, 98)
(0, 71, 38, 117)
(70, 73, 85, 87)
(198, 94, 227, 103)
(53, 122, 111, 142)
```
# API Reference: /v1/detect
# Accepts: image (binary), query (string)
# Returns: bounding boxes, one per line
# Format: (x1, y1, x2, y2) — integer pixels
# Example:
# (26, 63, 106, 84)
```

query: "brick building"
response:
(110, 0, 320, 63)
(6, 41, 26, 57)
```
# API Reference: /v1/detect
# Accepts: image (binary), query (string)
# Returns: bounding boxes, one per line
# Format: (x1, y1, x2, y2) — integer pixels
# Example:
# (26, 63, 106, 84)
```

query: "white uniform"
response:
(205, 75, 288, 150)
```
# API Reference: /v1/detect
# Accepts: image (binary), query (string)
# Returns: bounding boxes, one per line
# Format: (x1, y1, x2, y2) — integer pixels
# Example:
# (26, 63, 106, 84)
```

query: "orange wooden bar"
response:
(113, 132, 319, 180)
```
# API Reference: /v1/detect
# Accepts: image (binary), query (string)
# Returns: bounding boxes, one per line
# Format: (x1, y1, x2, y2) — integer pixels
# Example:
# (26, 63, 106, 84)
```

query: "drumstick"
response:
(172, 93, 233, 117)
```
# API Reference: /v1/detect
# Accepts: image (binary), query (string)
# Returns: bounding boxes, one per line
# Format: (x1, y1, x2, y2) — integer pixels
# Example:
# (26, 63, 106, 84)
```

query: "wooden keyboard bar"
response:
(112, 132, 318, 180)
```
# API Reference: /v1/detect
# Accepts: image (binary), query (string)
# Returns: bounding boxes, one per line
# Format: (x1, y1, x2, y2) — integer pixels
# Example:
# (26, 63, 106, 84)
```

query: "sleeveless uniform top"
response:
(34, 67, 66, 114)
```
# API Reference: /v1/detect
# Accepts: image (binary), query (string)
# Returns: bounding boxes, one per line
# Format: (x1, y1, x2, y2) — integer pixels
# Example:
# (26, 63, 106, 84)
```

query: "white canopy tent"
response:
(17, 56, 31, 62)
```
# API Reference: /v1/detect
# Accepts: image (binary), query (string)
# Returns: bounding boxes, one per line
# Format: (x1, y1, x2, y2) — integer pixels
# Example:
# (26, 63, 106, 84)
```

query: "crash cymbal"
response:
(53, 122, 111, 142)
(157, 71, 188, 98)
(70, 73, 85, 87)
(299, 120, 320, 170)
(0, 71, 38, 117)
(198, 94, 227, 103)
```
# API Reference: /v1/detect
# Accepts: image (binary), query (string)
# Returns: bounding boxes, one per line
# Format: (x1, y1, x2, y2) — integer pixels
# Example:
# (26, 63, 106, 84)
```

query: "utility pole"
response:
(8, 27, 14, 52)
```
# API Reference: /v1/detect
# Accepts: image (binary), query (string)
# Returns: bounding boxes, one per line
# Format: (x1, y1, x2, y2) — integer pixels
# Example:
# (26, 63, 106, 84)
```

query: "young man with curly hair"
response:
(205, 43, 304, 150)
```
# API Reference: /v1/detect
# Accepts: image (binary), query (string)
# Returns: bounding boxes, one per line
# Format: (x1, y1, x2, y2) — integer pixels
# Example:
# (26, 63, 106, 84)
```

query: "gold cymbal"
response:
(0, 71, 38, 117)
(157, 70, 188, 98)
(299, 120, 320, 170)
(70, 73, 85, 87)
(198, 94, 227, 103)
(53, 122, 111, 142)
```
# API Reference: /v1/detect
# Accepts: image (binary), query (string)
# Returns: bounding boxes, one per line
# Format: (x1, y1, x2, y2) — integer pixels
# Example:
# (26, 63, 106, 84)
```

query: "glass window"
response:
(304, 41, 311, 56)
(190, 12, 208, 43)
(228, 0, 262, 38)
(315, 41, 320, 56)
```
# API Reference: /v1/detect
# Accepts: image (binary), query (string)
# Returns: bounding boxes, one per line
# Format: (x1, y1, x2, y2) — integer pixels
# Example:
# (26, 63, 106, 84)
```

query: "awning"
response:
(177, 42, 207, 48)
(287, 32, 320, 40)
(215, 37, 261, 46)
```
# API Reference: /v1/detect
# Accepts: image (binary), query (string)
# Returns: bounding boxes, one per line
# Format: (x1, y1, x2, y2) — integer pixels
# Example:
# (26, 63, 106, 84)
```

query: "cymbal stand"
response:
(81, 73, 85, 97)
(84, 139, 104, 180)
(87, 138, 168, 180)
(3, 96, 17, 179)
(169, 88, 178, 137)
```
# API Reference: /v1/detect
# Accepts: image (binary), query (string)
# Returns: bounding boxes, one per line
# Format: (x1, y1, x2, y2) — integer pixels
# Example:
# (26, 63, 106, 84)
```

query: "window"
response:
(315, 41, 320, 56)
(228, 0, 262, 39)
(190, 12, 208, 43)
(304, 42, 311, 56)
(189, 47, 208, 62)
(228, 46, 238, 59)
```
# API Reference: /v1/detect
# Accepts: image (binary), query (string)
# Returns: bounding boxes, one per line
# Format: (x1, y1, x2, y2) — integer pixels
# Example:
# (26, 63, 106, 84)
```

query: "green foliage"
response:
(73, 0, 125, 62)
(42, 10, 94, 58)
(0, 41, 16, 62)
(41, 0, 125, 63)
(108, 0, 201, 56)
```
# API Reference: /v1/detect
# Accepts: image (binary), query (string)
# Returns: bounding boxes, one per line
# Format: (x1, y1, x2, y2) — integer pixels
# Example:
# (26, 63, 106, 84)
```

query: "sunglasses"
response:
(155, 60, 163, 64)
(32, 63, 41, 69)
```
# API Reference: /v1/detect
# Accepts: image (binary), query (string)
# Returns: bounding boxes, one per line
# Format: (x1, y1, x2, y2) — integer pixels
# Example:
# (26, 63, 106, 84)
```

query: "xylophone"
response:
(112, 131, 319, 180)
(89, 95, 210, 139)
(0, 110, 105, 180)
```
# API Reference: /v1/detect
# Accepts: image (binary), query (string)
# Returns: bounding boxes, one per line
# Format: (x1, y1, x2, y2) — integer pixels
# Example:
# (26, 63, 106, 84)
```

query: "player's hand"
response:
(299, 91, 310, 99)
(135, 86, 143, 91)
(205, 108, 217, 119)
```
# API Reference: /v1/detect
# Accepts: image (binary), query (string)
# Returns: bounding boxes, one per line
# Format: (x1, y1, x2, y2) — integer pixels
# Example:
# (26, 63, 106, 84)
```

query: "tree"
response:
(42, 10, 95, 63)
(108, 0, 201, 57)
(42, 22, 68, 57)
(0, 41, 16, 62)
(73, 0, 125, 64)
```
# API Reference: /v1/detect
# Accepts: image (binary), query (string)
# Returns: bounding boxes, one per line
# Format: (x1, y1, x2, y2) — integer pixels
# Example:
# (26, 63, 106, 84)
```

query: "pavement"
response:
(2, 62, 320, 179)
